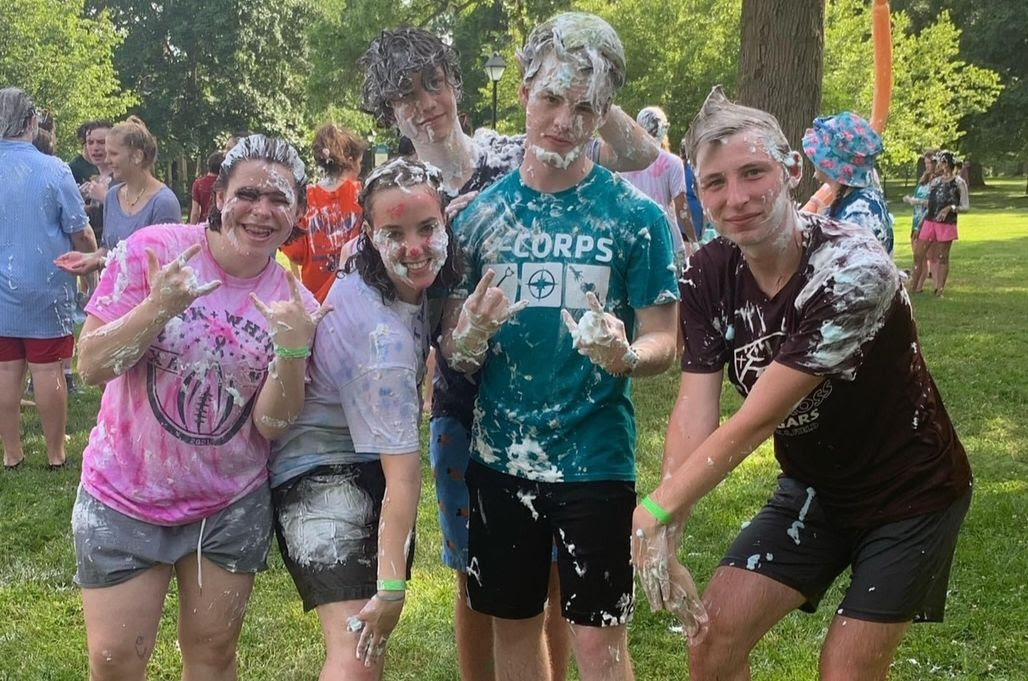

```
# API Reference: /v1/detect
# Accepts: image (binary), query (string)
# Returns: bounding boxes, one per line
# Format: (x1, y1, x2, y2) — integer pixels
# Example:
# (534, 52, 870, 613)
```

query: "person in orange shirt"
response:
(282, 123, 365, 301)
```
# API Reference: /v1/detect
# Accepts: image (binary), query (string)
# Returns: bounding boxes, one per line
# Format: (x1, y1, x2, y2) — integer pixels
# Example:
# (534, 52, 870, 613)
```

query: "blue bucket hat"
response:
(802, 112, 883, 188)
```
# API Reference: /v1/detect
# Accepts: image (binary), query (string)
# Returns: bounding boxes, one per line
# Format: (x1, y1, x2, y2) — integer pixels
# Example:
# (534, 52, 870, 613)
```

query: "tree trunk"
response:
(738, 0, 825, 202)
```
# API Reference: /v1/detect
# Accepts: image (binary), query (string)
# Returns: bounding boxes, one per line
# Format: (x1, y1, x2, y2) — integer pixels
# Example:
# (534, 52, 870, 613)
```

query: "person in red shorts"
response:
(0, 87, 96, 470)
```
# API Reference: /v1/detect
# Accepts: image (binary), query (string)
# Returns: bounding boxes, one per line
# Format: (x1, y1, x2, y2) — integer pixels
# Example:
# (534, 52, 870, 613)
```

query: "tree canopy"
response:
(87, 0, 313, 159)
(893, 0, 1027, 164)
(3, 0, 1016, 177)
(823, 0, 1002, 173)
(1, 0, 135, 157)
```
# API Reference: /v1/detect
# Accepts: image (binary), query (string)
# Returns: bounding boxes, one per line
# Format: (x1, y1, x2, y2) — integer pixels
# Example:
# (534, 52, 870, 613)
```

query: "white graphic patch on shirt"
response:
(520, 263, 565, 308)
(732, 331, 786, 394)
(493, 261, 611, 310)
(147, 306, 270, 446)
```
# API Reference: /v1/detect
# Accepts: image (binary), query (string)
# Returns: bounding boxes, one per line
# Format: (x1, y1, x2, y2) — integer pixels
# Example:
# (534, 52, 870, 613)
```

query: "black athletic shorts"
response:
(722, 476, 972, 623)
(465, 460, 636, 626)
(272, 463, 414, 611)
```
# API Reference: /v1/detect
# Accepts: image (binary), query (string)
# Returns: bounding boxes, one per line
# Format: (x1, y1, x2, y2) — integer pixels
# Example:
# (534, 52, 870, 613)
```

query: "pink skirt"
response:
(919, 219, 959, 242)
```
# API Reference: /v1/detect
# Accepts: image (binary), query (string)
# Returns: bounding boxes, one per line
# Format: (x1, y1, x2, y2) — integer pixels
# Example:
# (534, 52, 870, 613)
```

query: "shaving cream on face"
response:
(524, 54, 607, 169)
(371, 220, 448, 281)
(393, 69, 458, 145)
(368, 184, 449, 294)
(529, 144, 582, 169)
(218, 160, 300, 261)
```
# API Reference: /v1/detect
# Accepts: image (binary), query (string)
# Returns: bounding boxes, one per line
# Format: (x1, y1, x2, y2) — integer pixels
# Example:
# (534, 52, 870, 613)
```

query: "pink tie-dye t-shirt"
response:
(82, 223, 317, 525)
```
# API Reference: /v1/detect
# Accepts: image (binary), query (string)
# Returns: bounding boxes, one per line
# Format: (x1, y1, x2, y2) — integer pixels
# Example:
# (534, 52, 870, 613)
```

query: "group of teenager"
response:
(1, 10, 972, 681)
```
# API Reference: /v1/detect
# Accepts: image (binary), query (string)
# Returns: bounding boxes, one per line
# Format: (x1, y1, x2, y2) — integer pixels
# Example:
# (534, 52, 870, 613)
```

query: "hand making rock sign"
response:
(561, 291, 639, 376)
(449, 268, 529, 370)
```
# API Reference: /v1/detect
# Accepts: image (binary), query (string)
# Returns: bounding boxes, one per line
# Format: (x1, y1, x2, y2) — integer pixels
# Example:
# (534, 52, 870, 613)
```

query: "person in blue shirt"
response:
(0, 87, 96, 470)
(679, 138, 707, 246)
(803, 112, 895, 255)
(440, 14, 678, 681)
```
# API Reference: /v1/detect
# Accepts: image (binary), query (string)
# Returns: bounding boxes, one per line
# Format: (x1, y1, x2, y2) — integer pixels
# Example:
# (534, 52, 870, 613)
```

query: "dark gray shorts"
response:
(272, 463, 414, 612)
(723, 476, 972, 623)
(72, 484, 273, 588)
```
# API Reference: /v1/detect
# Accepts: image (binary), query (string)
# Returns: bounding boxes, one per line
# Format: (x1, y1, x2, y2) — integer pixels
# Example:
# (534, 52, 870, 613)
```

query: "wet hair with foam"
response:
(684, 86, 792, 171)
(343, 157, 463, 303)
(207, 134, 308, 242)
(637, 106, 670, 142)
(517, 12, 626, 114)
(360, 28, 463, 128)
(0, 87, 36, 139)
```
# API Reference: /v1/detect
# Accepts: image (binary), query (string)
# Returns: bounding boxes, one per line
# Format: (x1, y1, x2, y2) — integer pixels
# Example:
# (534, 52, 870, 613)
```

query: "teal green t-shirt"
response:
(451, 165, 679, 483)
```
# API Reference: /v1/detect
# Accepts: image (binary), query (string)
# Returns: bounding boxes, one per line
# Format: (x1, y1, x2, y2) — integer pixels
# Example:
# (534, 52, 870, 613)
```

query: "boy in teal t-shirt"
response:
(440, 12, 679, 681)
(453, 166, 677, 484)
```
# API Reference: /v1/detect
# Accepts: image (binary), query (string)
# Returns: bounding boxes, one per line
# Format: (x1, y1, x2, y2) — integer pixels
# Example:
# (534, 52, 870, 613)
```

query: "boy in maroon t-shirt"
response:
(631, 88, 972, 681)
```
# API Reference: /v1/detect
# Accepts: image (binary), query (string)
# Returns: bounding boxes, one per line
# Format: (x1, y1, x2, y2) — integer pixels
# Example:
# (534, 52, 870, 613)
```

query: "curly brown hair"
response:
(360, 27, 463, 128)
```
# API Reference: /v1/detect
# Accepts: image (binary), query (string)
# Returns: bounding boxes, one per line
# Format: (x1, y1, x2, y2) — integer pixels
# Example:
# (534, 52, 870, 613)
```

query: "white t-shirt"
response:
(269, 272, 429, 488)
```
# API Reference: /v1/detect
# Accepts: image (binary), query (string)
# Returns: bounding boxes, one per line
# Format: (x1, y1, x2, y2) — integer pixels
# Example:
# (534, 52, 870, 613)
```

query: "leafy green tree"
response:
(89, 0, 313, 160)
(823, 0, 1002, 175)
(891, 0, 1027, 169)
(570, 0, 740, 147)
(0, 0, 135, 157)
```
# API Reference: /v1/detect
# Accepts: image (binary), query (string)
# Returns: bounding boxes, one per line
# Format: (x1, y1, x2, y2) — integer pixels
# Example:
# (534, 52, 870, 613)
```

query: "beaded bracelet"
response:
(274, 345, 311, 359)
(641, 494, 673, 525)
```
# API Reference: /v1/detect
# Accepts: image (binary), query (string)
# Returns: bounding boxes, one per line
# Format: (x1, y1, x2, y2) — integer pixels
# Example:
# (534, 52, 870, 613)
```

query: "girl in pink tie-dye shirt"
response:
(71, 135, 329, 680)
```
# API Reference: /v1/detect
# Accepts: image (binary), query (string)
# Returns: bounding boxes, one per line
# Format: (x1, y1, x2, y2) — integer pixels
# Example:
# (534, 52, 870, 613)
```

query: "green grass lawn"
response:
(1, 179, 1026, 680)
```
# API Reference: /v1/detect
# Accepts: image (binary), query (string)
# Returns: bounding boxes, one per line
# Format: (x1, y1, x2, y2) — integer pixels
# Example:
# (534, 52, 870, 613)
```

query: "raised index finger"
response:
(145, 248, 161, 281)
(585, 291, 605, 314)
(472, 269, 497, 298)
(287, 271, 304, 303)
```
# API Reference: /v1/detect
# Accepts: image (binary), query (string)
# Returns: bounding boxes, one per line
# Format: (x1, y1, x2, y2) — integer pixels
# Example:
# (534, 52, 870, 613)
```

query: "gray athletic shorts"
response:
(72, 484, 273, 588)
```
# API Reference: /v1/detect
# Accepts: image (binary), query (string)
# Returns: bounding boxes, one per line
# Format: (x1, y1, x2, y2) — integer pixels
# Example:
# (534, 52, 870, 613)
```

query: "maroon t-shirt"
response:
(680, 213, 971, 528)
(191, 173, 217, 221)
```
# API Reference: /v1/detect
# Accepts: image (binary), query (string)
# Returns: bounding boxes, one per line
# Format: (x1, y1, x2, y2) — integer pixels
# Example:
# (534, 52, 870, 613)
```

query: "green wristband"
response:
(377, 579, 406, 592)
(274, 344, 311, 359)
(641, 495, 673, 525)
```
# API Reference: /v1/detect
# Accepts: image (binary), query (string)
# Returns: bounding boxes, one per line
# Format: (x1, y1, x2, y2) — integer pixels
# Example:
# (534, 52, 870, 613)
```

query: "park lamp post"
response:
(483, 53, 507, 129)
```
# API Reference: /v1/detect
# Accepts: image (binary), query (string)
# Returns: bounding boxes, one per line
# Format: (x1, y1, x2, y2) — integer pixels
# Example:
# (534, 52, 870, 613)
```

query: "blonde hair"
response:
(684, 86, 791, 169)
(108, 115, 158, 169)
